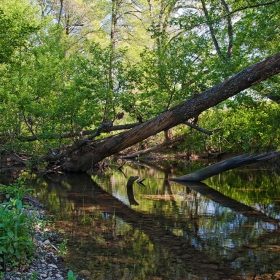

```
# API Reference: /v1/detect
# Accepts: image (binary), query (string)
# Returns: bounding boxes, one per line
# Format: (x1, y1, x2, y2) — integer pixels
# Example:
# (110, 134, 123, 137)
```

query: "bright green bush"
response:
(173, 100, 280, 155)
(189, 101, 280, 154)
(0, 179, 35, 273)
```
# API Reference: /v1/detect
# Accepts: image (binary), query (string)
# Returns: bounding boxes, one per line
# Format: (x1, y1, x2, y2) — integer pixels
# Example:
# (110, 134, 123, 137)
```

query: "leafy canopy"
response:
(0, 0, 279, 155)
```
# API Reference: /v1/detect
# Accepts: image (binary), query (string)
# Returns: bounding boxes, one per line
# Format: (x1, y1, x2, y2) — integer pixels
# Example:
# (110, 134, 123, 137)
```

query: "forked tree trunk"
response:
(58, 52, 280, 172)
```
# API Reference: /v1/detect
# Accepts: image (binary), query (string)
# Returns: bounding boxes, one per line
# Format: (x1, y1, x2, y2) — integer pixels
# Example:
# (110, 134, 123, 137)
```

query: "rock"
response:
(234, 257, 246, 262)
(43, 239, 51, 246)
(2, 206, 85, 280)
(79, 269, 91, 278)
(48, 264, 58, 269)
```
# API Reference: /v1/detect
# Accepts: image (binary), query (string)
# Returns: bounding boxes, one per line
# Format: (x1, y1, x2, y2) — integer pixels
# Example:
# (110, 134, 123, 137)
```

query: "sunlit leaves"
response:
(0, 0, 40, 63)
(201, 101, 280, 153)
(0, 0, 279, 155)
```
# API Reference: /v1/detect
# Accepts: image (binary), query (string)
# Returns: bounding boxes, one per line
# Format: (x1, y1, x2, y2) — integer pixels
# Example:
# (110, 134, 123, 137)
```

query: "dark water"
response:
(5, 159, 280, 279)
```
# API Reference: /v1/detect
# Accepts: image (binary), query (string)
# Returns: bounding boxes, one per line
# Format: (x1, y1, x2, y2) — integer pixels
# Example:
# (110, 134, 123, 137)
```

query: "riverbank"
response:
(2, 197, 86, 280)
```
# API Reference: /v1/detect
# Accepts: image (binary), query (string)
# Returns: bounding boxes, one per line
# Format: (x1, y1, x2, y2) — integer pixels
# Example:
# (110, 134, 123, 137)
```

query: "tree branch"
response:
(221, 0, 233, 59)
(227, 0, 279, 16)
(184, 121, 214, 135)
(18, 123, 140, 142)
(201, 0, 227, 63)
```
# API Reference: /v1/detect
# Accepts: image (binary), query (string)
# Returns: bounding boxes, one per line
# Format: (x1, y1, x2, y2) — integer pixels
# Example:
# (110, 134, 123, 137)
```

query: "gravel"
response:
(2, 200, 86, 280)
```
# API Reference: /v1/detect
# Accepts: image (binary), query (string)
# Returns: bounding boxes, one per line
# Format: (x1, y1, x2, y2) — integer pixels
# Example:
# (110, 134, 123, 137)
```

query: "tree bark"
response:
(60, 52, 280, 172)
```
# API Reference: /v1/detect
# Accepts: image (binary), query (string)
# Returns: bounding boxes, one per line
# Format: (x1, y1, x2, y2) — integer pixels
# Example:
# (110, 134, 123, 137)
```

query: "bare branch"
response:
(171, 152, 280, 181)
(220, 0, 233, 59)
(227, 0, 279, 16)
(200, 0, 228, 63)
(18, 123, 140, 142)
(184, 121, 213, 135)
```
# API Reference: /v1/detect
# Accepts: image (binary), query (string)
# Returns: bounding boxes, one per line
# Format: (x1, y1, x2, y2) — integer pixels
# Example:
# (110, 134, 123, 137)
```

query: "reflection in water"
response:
(126, 176, 139, 206)
(15, 160, 280, 279)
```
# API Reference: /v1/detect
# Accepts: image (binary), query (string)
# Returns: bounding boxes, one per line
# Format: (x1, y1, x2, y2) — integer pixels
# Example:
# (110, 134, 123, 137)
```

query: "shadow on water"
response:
(9, 159, 280, 279)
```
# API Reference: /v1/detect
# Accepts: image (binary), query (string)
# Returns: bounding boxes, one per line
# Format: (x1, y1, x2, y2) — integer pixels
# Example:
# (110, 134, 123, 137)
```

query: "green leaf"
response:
(0, 246, 7, 253)
(15, 249, 21, 259)
(9, 247, 14, 254)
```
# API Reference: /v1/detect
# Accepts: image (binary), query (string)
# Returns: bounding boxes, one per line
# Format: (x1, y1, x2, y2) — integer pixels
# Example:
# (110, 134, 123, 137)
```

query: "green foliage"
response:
(198, 100, 280, 153)
(0, 0, 40, 63)
(67, 270, 78, 280)
(172, 98, 280, 154)
(0, 0, 280, 156)
(0, 179, 35, 272)
(56, 238, 68, 256)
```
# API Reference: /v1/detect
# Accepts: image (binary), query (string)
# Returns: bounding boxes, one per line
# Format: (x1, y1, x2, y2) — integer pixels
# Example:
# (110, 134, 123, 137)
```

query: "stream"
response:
(2, 158, 280, 279)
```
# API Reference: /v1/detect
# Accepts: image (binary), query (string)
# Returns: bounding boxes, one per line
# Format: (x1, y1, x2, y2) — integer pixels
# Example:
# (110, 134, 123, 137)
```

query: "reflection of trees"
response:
(27, 173, 89, 219)
(112, 161, 280, 249)
(125, 160, 180, 213)
(207, 168, 280, 215)
(176, 181, 280, 225)
(173, 180, 280, 264)
(50, 173, 280, 277)
(120, 161, 280, 274)
(28, 161, 280, 279)
(42, 173, 231, 278)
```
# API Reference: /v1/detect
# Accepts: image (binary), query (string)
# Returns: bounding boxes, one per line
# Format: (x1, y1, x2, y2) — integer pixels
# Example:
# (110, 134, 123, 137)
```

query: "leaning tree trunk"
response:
(58, 52, 280, 172)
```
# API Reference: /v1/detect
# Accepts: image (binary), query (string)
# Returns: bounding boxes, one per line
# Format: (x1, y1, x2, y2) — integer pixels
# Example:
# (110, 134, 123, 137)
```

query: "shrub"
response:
(0, 179, 35, 272)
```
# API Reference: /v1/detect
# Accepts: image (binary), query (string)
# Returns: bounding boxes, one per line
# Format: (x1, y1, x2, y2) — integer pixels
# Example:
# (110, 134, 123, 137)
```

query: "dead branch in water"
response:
(170, 151, 280, 182)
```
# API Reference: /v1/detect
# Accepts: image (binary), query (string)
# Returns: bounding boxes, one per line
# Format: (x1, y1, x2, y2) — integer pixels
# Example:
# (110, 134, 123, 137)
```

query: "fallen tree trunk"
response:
(121, 133, 189, 159)
(170, 151, 280, 182)
(51, 52, 280, 172)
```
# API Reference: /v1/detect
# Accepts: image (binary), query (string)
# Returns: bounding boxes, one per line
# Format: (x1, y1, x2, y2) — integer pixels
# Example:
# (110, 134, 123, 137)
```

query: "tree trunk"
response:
(170, 152, 280, 182)
(59, 52, 280, 172)
(121, 133, 188, 159)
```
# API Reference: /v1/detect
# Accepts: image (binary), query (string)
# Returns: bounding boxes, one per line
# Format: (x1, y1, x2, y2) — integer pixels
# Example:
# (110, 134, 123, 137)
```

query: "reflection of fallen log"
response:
(64, 176, 231, 278)
(171, 151, 280, 182)
(172, 181, 280, 225)
(126, 176, 139, 206)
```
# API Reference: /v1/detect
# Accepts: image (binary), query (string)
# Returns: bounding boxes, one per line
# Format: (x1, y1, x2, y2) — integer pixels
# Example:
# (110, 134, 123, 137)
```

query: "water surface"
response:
(20, 159, 280, 279)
